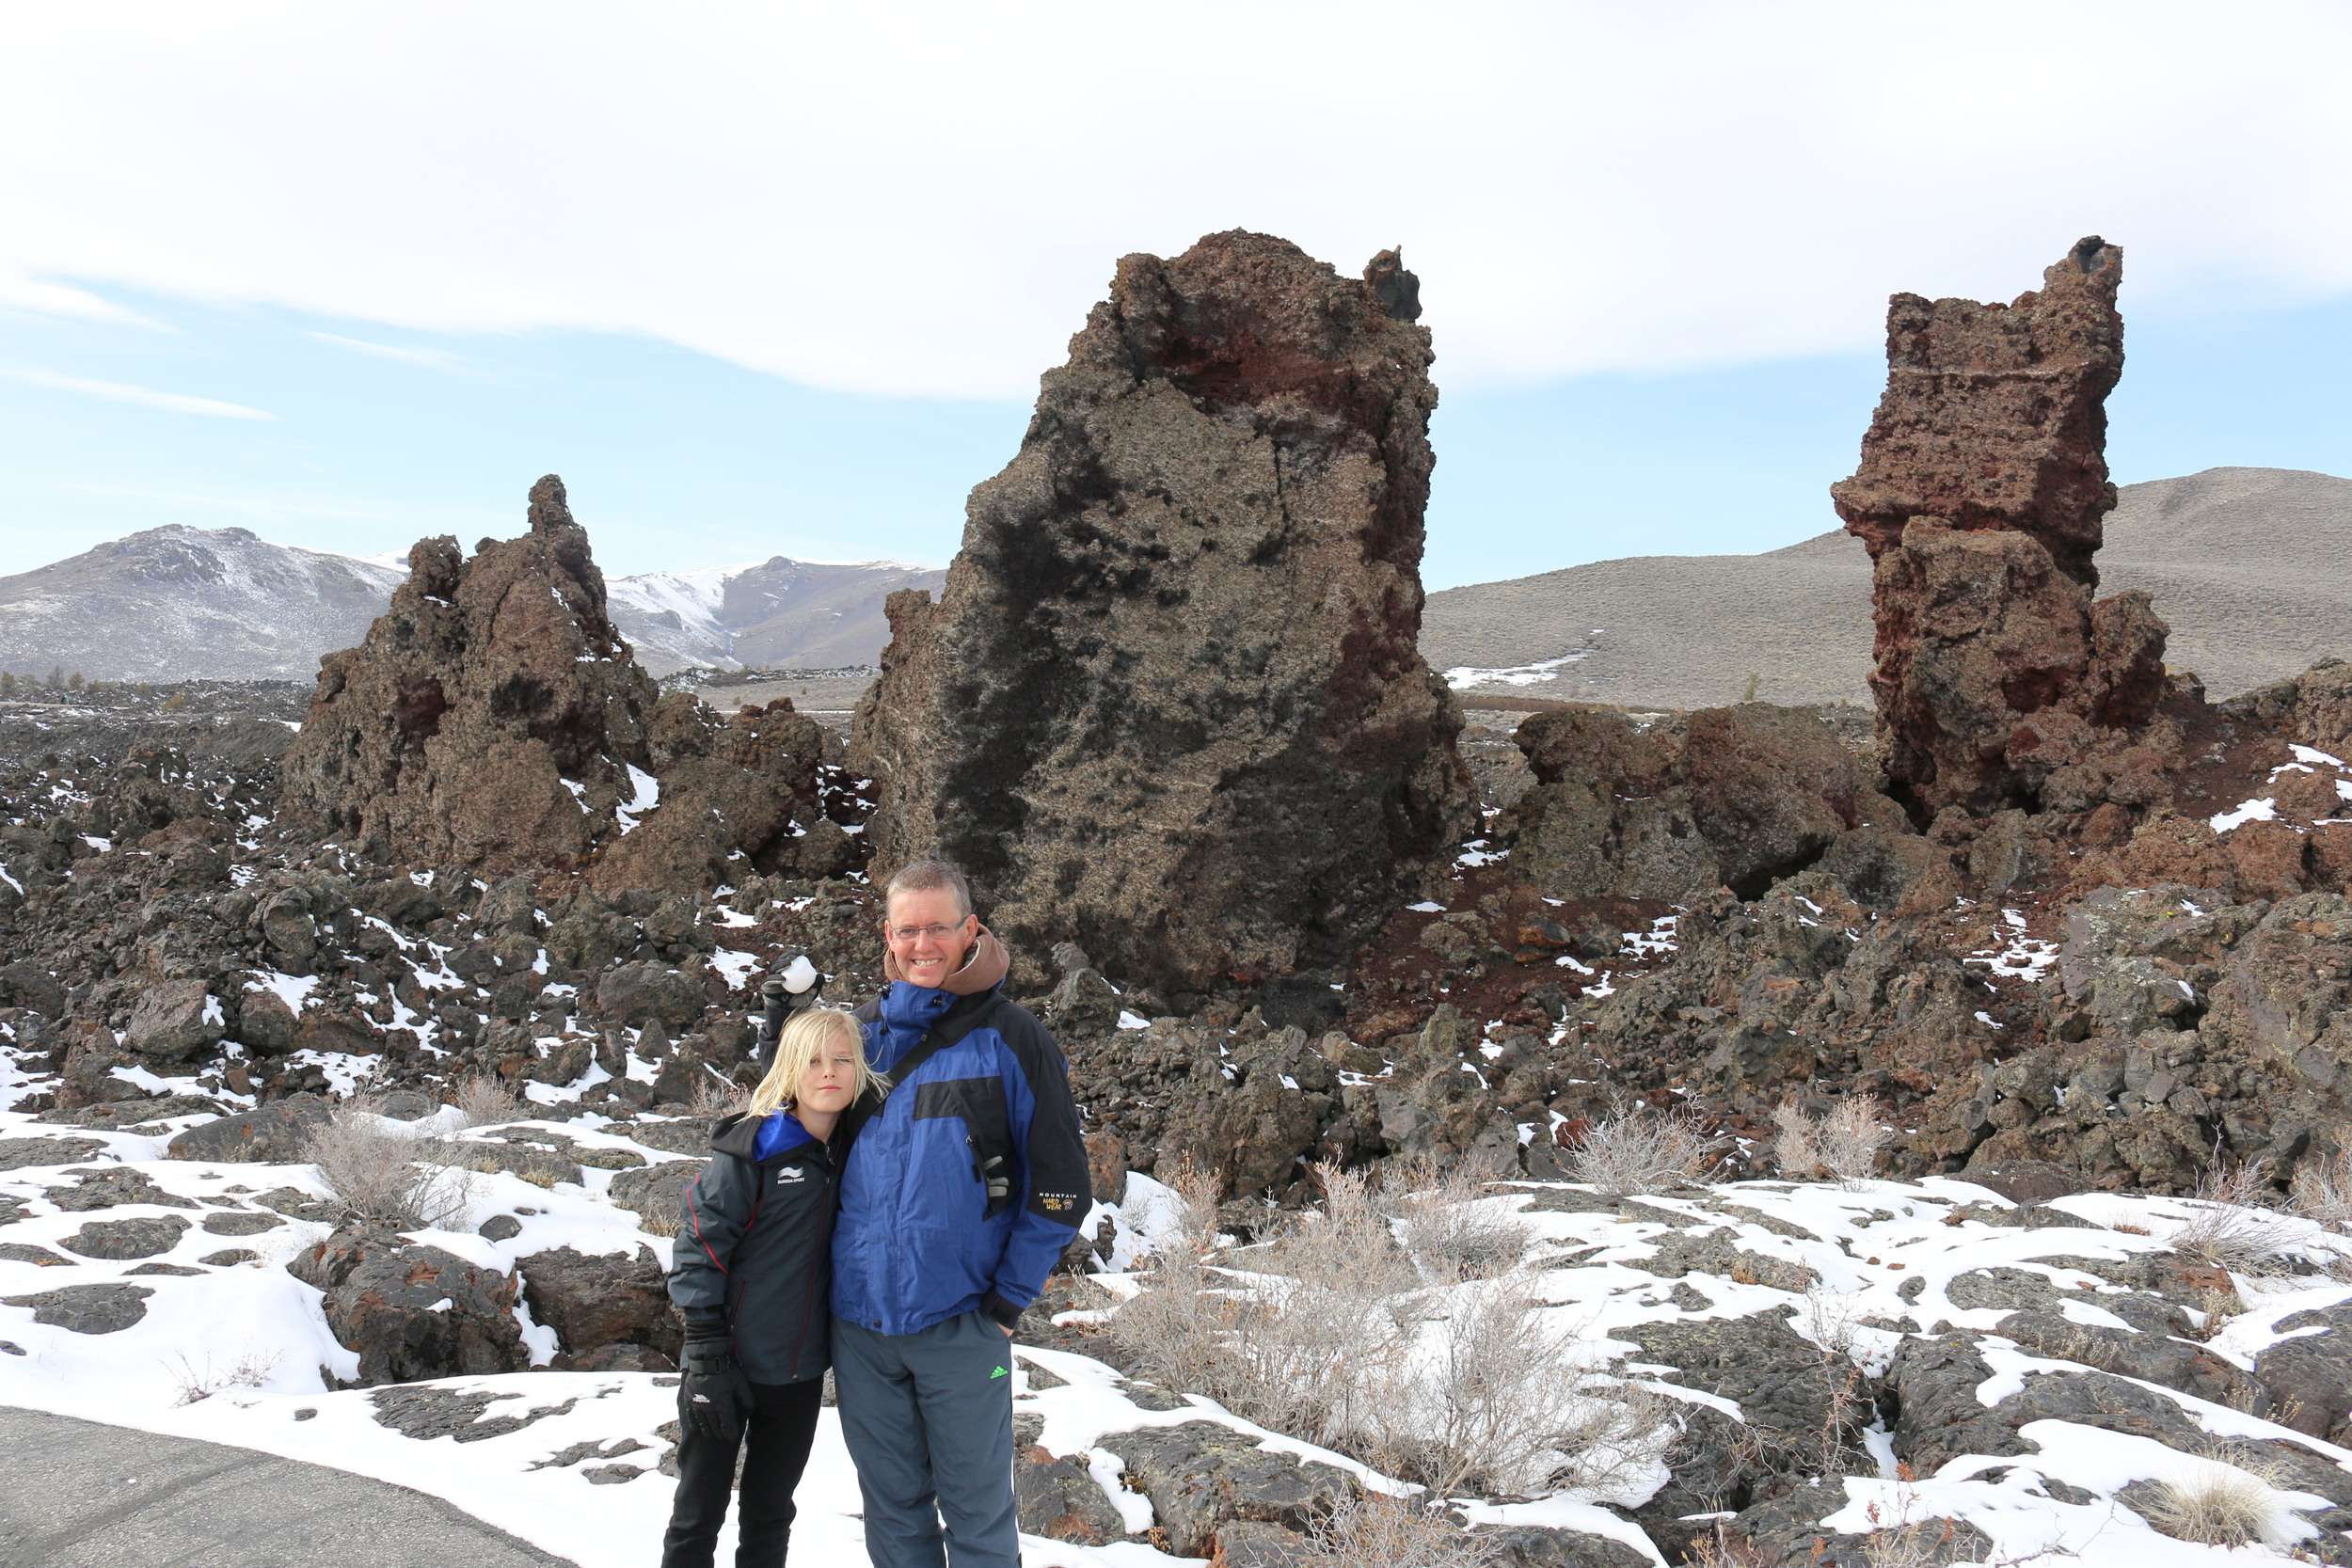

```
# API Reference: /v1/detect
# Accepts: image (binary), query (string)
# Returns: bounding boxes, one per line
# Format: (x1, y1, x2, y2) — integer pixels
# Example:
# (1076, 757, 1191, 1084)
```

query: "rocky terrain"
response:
(2, 230, 2351, 1564)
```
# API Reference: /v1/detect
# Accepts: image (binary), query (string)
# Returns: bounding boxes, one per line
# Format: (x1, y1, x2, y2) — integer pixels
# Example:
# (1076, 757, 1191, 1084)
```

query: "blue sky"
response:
(6, 283, 2349, 589)
(6, 3, 2351, 587)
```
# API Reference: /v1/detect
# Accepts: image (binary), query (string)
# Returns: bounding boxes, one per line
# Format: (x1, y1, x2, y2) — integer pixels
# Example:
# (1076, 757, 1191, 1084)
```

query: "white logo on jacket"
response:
(775, 1168, 807, 1184)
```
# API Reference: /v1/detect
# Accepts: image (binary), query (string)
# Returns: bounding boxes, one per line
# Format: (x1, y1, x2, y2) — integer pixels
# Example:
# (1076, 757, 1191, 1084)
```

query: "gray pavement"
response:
(0, 1405, 574, 1567)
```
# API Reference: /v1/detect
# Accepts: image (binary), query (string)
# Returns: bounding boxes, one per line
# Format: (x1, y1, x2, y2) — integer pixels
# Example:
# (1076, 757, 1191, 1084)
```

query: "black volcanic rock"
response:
(852, 230, 1474, 997)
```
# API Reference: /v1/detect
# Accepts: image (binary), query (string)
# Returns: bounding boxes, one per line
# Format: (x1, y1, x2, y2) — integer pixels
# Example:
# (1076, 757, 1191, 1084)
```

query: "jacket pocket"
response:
(912, 1076, 1014, 1218)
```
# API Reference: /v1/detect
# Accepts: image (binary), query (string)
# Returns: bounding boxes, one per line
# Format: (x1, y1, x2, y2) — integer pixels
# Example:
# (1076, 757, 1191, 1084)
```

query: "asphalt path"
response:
(0, 1405, 573, 1567)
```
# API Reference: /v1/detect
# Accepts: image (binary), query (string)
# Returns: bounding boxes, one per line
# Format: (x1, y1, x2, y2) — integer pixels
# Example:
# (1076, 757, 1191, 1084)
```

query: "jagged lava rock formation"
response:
(853, 231, 1473, 1001)
(281, 476, 839, 890)
(1833, 236, 2170, 820)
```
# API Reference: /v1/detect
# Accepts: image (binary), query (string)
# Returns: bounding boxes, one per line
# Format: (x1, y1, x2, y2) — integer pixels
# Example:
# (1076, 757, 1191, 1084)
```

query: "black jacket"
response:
(665, 1110, 842, 1385)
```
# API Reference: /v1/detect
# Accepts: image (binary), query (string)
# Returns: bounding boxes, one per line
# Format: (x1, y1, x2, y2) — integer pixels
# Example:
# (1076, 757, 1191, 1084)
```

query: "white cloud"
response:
(304, 331, 474, 373)
(0, 272, 163, 326)
(0, 367, 275, 420)
(1, 1, 2349, 397)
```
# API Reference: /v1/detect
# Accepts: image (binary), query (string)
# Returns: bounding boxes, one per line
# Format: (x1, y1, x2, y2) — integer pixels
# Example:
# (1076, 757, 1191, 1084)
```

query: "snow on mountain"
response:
(0, 527, 945, 683)
(0, 526, 411, 683)
(605, 555, 946, 675)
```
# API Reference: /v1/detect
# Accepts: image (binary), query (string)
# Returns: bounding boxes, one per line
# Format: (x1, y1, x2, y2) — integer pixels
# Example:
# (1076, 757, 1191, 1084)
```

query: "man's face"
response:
(883, 887, 975, 990)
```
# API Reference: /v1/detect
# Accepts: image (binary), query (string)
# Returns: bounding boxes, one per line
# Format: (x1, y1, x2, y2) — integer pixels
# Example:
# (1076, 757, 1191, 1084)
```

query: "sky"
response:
(4, 2, 2351, 588)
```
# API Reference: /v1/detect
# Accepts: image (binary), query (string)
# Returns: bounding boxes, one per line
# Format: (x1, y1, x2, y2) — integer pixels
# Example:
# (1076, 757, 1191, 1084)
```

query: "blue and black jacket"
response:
(832, 983, 1089, 1337)
(665, 1109, 844, 1384)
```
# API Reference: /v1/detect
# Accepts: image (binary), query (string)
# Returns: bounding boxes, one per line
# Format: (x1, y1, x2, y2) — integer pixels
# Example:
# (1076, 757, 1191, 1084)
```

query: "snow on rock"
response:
(2211, 797, 2280, 832)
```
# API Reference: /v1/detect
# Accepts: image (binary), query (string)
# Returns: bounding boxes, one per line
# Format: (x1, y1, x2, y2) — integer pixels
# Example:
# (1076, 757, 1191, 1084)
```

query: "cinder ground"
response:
(0, 1405, 571, 1567)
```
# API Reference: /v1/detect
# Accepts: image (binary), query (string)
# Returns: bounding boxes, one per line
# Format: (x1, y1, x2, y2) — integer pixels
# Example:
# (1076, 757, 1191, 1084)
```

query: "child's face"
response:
(797, 1033, 862, 1115)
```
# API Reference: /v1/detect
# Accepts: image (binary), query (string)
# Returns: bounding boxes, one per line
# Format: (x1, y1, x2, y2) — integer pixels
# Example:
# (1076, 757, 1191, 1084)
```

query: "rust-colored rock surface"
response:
(852, 230, 1473, 1000)
(1832, 238, 2169, 819)
(282, 476, 827, 890)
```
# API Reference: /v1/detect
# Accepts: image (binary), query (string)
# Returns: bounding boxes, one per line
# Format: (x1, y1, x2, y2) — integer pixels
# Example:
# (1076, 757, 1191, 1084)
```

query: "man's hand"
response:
(678, 1332, 753, 1445)
(1000, 1323, 1015, 1338)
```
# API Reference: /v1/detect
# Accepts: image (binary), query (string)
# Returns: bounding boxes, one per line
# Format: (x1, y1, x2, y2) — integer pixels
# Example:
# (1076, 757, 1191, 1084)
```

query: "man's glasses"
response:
(888, 923, 967, 942)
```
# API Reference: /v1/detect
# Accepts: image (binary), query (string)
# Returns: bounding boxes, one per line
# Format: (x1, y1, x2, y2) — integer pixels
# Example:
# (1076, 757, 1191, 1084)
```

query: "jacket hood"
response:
(882, 923, 1010, 995)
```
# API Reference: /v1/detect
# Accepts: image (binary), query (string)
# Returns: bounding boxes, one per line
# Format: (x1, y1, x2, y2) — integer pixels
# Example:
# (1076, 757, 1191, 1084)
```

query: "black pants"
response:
(660, 1377, 826, 1568)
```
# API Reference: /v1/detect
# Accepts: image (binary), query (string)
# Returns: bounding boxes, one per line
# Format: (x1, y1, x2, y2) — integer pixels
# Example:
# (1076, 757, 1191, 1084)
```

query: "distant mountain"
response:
(0, 526, 408, 683)
(14, 467, 2342, 698)
(1424, 467, 2352, 710)
(605, 556, 945, 675)
(0, 527, 944, 683)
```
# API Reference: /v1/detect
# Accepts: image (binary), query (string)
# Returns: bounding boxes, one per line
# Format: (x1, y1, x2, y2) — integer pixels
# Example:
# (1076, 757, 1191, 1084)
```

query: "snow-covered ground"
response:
(5, 1104, 2349, 1565)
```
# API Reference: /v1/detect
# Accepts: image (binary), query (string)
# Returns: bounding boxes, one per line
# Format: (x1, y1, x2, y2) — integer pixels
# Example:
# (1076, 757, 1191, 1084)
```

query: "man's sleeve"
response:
(980, 1007, 1089, 1329)
(666, 1156, 756, 1330)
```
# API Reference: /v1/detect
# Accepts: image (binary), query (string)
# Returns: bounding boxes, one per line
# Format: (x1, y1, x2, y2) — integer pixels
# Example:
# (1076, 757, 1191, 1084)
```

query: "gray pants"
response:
(833, 1310, 1018, 1568)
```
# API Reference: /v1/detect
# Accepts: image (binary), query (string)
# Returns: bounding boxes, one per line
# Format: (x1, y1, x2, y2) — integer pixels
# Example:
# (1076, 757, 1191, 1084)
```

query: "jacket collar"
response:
(710, 1108, 818, 1163)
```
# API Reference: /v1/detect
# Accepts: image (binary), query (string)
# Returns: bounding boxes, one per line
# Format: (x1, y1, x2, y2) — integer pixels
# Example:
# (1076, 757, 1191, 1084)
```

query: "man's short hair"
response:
(885, 859, 973, 921)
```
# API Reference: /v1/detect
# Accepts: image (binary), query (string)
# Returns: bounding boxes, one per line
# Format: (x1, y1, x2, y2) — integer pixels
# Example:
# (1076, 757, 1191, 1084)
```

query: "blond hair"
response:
(749, 1007, 877, 1117)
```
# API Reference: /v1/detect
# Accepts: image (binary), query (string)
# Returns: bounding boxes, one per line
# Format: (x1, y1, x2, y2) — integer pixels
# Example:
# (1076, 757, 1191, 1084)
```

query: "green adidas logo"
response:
(990, 1365, 1009, 1379)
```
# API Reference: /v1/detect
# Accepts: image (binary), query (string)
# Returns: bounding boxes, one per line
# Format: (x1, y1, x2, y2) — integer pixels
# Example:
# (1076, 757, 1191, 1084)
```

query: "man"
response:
(832, 858, 1090, 1568)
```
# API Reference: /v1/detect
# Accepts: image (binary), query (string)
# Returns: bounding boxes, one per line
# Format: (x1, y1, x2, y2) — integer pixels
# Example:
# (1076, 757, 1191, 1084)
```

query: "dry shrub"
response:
(690, 1069, 749, 1118)
(2290, 1145, 2352, 1228)
(1295, 1493, 1503, 1568)
(1118, 1163, 1409, 1448)
(1382, 1160, 1533, 1282)
(2183, 1284, 2248, 1343)
(1772, 1095, 1892, 1188)
(1359, 1281, 1668, 1496)
(2140, 1465, 2284, 1547)
(167, 1347, 280, 1405)
(1114, 1163, 1669, 1500)
(1798, 1284, 1865, 1359)
(2171, 1160, 2306, 1275)
(306, 1109, 477, 1230)
(1684, 1525, 1772, 1568)
(1565, 1103, 1719, 1196)
(453, 1075, 520, 1129)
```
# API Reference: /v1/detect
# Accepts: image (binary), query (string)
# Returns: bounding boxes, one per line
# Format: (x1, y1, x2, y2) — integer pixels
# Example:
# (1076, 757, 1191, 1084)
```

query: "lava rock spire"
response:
(1832, 238, 2169, 820)
(853, 230, 1474, 1005)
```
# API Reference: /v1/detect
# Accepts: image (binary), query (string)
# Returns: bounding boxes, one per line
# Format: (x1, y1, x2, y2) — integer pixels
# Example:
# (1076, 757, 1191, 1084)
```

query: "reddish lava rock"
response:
(1833, 237, 2170, 821)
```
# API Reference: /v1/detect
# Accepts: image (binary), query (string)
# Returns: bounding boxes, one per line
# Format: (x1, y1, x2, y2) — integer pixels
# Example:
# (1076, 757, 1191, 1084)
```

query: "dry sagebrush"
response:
(305, 1107, 477, 1230)
(2170, 1160, 2309, 1275)
(1772, 1095, 1893, 1188)
(1112, 1163, 1671, 1499)
(2291, 1145, 2352, 1228)
(1295, 1493, 1503, 1568)
(452, 1074, 520, 1129)
(1566, 1103, 1721, 1196)
(1382, 1159, 1534, 1282)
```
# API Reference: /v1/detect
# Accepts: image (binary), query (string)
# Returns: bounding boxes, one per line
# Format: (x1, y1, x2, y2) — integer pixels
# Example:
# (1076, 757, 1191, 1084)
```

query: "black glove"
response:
(677, 1330, 753, 1445)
